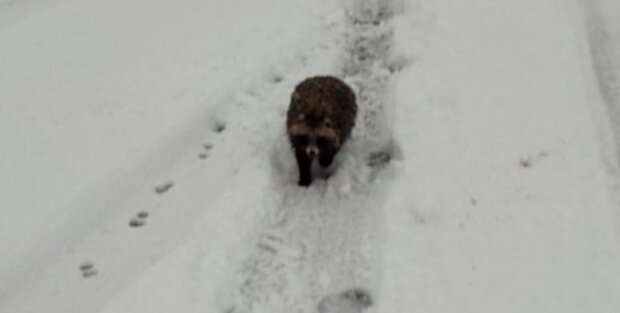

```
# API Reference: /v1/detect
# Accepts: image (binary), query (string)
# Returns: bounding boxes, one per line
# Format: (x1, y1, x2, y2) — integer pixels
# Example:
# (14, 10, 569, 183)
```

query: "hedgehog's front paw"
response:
(298, 177, 312, 187)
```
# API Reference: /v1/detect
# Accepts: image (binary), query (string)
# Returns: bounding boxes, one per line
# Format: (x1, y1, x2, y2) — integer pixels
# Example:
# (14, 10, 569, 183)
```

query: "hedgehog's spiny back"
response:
(287, 76, 357, 142)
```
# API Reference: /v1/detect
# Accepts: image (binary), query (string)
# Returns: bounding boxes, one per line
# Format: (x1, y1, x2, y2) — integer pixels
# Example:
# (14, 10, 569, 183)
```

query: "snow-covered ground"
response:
(1, 0, 620, 312)
(0, 0, 341, 310)
(381, 1, 620, 312)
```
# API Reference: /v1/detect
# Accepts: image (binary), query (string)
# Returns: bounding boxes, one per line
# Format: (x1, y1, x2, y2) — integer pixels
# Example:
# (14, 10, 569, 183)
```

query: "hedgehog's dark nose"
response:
(306, 145, 319, 158)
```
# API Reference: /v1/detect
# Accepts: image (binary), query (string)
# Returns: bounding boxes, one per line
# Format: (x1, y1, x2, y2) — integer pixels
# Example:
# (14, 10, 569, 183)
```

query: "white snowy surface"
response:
(1, 0, 620, 312)
(0, 0, 339, 310)
(381, 1, 620, 312)
(576, 0, 620, 157)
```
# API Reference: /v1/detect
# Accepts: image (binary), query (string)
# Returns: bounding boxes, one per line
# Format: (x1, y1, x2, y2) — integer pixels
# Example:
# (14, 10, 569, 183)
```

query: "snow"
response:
(575, 0, 620, 162)
(0, 0, 339, 310)
(381, 1, 620, 312)
(1, 0, 620, 312)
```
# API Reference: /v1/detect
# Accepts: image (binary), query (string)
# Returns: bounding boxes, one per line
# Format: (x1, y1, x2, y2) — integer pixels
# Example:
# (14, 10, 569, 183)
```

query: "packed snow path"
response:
(2, 0, 620, 312)
(214, 4, 400, 313)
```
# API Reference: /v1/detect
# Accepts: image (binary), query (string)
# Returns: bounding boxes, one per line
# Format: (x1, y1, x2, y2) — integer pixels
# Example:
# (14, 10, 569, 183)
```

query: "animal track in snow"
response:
(199, 143, 214, 159)
(129, 210, 150, 228)
(79, 262, 98, 278)
(129, 218, 145, 228)
(212, 121, 227, 133)
(367, 150, 391, 167)
(269, 74, 284, 84)
(317, 288, 373, 313)
(154, 181, 174, 194)
(518, 150, 549, 169)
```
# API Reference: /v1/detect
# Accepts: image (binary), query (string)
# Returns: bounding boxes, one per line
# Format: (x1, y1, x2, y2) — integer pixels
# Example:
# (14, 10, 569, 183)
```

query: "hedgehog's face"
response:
(289, 114, 339, 159)
(292, 133, 335, 158)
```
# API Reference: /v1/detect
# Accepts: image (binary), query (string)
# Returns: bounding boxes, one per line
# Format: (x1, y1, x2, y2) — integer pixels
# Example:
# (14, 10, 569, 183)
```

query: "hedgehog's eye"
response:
(316, 136, 332, 148)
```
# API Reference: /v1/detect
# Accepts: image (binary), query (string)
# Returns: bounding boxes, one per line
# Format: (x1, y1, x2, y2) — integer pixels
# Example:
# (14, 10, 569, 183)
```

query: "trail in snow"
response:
(215, 2, 402, 313)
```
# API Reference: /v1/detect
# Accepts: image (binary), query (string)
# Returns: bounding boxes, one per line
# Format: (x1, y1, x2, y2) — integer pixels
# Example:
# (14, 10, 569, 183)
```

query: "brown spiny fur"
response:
(286, 76, 357, 186)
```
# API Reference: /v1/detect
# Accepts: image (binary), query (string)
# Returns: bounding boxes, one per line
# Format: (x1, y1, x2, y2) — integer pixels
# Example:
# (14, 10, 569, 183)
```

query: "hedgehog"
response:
(286, 76, 357, 186)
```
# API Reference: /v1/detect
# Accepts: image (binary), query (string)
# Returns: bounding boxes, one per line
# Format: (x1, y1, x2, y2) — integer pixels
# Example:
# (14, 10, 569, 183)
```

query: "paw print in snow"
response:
(154, 181, 174, 194)
(129, 211, 150, 228)
(79, 262, 98, 278)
